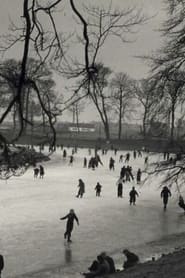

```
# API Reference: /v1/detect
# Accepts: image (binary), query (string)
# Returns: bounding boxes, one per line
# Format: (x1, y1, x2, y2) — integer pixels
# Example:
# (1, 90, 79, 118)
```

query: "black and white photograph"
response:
(1, 0, 185, 277)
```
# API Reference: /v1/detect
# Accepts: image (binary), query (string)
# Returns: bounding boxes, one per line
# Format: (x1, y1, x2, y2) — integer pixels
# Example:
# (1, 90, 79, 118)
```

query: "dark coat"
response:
(61, 213, 79, 232)
(0, 255, 4, 272)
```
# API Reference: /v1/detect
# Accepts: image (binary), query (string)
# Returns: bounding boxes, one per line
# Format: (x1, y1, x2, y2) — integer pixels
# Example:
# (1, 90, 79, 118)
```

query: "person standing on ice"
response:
(129, 186, 139, 205)
(39, 165, 44, 178)
(60, 209, 79, 242)
(125, 152, 130, 163)
(160, 186, 171, 210)
(94, 182, 102, 197)
(83, 157, 87, 168)
(109, 157, 115, 170)
(69, 155, 74, 166)
(136, 168, 142, 184)
(0, 254, 4, 278)
(33, 167, 39, 178)
(76, 179, 85, 198)
(116, 178, 124, 198)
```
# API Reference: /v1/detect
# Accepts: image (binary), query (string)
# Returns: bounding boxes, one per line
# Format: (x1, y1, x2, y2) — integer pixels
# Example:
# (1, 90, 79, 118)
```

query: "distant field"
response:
(0, 129, 183, 153)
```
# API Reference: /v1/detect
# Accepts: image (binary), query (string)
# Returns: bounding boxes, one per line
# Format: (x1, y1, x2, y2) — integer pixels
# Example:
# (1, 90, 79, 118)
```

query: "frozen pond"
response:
(0, 147, 185, 278)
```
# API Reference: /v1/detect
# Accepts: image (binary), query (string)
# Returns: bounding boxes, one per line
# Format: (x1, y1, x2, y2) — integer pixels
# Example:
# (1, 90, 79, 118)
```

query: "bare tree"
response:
(131, 78, 160, 138)
(87, 63, 112, 141)
(0, 0, 146, 174)
(110, 72, 134, 140)
(0, 58, 59, 139)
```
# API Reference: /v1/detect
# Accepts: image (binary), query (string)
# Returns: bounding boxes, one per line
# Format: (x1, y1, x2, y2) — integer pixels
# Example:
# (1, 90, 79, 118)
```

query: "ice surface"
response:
(0, 147, 185, 278)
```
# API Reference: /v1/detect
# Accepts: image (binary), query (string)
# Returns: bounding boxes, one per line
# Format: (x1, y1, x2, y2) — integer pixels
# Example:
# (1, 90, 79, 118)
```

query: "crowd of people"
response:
(23, 143, 185, 278)
(82, 248, 139, 277)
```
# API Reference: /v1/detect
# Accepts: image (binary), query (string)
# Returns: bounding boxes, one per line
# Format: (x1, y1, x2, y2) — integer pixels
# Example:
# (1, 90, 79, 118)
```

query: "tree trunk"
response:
(118, 92, 123, 140)
(170, 101, 175, 144)
(143, 109, 147, 138)
(104, 121, 110, 141)
(75, 104, 80, 133)
(24, 88, 30, 133)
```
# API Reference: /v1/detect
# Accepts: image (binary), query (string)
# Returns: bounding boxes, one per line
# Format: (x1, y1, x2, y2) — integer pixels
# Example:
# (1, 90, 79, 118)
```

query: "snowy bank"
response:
(109, 248, 185, 278)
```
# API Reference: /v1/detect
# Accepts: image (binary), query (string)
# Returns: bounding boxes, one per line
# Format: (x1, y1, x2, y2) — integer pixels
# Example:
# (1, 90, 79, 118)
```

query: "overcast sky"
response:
(0, 0, 167, 122)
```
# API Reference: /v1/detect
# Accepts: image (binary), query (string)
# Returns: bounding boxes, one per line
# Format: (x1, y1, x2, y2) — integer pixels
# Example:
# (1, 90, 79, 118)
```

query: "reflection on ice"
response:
(64, 243, 72, 264)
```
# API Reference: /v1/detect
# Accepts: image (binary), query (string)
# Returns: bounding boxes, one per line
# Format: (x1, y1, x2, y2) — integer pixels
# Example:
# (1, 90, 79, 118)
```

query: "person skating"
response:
(0, 254, 4, 278)
(69, 155, 74, 166)
(120, 166, 126, 179)
(33, 167, 39, 178)
(76, 179, 85, 198)
(138, 150, 142, 157)
(144, 156, 148, 165)
(83, 157, 87, 168)
(95, 182, 102, 197)
(63, 149, 67, 158)
(39, 165, 45, 178)
(127, 166, 134, 181)
(136, 168, 142, 184)
(161, 186, 171, 210)
(60, 209, 79, 243)
(129, 186, 139, 205)
(122, 249, 139, 269)
(133, 150, 137, 159)
(109, 157, 115, 171)
(116, 178, 124, 198)
(125, 152, 130, 163)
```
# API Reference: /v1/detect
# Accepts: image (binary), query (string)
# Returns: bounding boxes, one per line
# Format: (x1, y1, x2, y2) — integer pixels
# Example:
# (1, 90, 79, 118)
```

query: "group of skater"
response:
(33, 164, 45, 179)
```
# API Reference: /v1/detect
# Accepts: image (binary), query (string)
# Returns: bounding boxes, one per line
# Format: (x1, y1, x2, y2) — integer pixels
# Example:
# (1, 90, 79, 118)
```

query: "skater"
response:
(69, 155, 74, 165)
(127, 166, 134, 181)
(39, 165, 45, 178)
(129, 186, 139, 205)
(109, 157, 115, 171)
(0, 254, 4, 278)
(94, 182, 102, 197)
(122, 249, 139, 269)
(114, 148, 118, 155)
(33, 167, 39, 178)
(76, 179, 85, 198)
(63, 149, 67, 158)
(83, 157, 87, 168)
(144, 156, 148, 165)
(133, 150, 137, 159)
(136, 168, 142, 184)
(119, 154, 123, 163)
(125, 152, 130, 163)
(160, 186, 171, 210)
(60, 209, 79, 243)
(178, 195, 185, 212)
(120, 166, 126, 179)
(96, 154, 103, 166)
(116, 178, 124, 198)
(138, 150, 142, 157)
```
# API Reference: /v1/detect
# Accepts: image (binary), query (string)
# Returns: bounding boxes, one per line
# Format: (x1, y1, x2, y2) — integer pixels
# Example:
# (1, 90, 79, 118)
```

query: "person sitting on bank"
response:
(83, 254, 110, 278)
(100, 251, 116, 273)
(122, 249, 139, 269)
